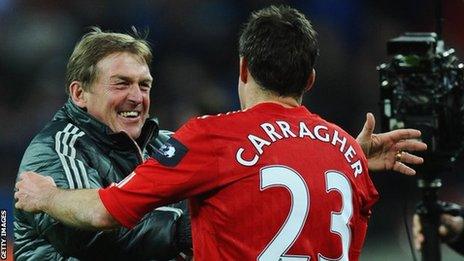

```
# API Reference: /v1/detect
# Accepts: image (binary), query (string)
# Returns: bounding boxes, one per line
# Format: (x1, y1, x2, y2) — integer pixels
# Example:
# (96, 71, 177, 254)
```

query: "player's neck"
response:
(252, 97, 300, 108)
(247, 87, 301, 109)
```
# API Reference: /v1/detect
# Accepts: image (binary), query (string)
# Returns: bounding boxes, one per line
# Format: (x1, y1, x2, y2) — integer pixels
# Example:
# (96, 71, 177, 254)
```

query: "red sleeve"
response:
(99, 184, 141, 228)
(98, 118, 218, 228)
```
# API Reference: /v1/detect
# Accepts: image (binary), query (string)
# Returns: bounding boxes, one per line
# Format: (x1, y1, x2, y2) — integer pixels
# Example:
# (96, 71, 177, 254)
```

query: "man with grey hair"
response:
(14, 28, 191, 260)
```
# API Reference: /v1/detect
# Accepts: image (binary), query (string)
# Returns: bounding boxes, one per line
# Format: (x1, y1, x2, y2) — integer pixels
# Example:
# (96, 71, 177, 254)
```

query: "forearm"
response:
(44, 188, 119, 230)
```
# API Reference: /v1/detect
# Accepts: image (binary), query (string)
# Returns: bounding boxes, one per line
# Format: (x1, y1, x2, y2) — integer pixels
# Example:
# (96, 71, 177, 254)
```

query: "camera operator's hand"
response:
(413, 202, 464, 251)
(356, 112, 427, 175)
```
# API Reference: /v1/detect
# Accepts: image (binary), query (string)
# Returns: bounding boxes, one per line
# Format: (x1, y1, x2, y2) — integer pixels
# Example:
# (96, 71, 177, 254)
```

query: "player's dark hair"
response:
(239, 5, 319, 98)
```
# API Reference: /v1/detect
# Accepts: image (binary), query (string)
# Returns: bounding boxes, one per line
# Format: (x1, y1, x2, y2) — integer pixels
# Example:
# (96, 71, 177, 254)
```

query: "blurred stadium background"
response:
(1, 0, 464, 260)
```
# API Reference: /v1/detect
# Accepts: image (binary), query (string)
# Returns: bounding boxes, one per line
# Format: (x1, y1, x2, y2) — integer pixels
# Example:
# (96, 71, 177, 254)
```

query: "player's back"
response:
(190, 102, 379, 260)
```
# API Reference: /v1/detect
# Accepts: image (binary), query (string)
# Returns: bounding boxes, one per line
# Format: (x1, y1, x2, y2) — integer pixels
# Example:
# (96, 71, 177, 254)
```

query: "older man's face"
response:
(84, 52, 152, 139)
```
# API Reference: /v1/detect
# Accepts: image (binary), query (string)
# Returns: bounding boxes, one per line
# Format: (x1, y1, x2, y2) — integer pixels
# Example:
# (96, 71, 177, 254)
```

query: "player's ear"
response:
(304, 69, 316, 92)
(69, 81, 87, 108)
(239, 57, 248, 84)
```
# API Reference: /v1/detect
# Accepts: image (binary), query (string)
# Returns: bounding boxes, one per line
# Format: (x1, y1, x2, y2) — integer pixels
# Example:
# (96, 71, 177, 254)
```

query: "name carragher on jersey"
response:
(235, 120, 364, 177)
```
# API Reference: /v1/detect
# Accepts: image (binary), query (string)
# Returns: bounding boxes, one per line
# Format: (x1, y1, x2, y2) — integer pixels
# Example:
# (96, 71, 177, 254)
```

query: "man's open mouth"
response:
(118, 111, 140, 118)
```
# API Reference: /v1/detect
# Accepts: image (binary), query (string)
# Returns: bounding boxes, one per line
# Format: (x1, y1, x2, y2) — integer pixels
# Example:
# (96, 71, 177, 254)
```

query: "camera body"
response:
(378, 32, 464, 159)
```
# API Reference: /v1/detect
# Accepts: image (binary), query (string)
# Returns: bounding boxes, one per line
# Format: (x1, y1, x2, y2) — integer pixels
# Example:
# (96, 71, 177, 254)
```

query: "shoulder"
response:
(32, 112, 86, 143)
(307, 113, 365, 156)
(311, 113, 357, 141)
(164, 111, 245, 153)
(195, 109, 244, 121)
(28, 121, 87, 152)
(19, 120, 88, 174)
(181, 109, 245, 131)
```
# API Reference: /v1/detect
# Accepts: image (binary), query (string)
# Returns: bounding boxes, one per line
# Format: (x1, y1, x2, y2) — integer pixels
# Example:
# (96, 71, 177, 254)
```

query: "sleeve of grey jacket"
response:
(14, 138, 189, 260)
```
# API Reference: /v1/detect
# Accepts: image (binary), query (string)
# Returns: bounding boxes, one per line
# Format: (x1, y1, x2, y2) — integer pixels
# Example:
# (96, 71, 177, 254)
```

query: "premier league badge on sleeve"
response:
(154, 138, 188, 166)
(160, 144, 176, 158)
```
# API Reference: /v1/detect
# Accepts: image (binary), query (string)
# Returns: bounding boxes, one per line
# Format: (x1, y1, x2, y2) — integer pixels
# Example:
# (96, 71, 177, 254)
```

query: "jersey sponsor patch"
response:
(153, 137, 188, 167)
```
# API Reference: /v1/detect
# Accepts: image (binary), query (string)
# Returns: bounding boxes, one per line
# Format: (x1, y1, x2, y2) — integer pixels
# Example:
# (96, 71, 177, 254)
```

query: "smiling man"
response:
(13, 28, 191, 260)
(69, 51, 152, 139)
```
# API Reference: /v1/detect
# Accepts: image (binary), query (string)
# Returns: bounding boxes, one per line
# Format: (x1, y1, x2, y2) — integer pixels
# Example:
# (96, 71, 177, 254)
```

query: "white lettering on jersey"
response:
(344, 146, 356, 163)
(235, 120, 365, 177)
(314, 125, 330, 142)
(299, 122, 316, 139)
(276, 121, 297, 138)
(236, 148, 259, 167)
(249, 134, 271, 155)
(331, 130, 347, 153)
(351, 160, 363, 177)
(261, 123, 283, 142)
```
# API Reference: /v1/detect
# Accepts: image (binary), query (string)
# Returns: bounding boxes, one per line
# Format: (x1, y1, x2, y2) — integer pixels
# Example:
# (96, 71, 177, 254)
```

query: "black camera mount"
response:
(378, 21, 464, 261)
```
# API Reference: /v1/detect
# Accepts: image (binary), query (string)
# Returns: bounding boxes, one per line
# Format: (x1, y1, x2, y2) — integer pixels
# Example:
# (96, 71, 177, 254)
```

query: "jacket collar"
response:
(63, 99, 159, 150)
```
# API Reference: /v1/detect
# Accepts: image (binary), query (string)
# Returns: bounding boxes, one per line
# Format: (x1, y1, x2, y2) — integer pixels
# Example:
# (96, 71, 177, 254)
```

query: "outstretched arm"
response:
(356, 113, 428, 175)
(15, 171, 118, 230)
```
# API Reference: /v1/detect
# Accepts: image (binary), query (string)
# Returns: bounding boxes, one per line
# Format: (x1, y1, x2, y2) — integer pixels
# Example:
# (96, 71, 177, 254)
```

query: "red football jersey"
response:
(99, 102, 379, 260)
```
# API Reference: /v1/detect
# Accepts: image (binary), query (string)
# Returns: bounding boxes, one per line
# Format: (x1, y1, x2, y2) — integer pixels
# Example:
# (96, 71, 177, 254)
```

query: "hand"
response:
(413, 214, 424, 250)
(413, 213, 464, 250)
(356, 113, 428, 175)
(14, 171, 57, 213)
